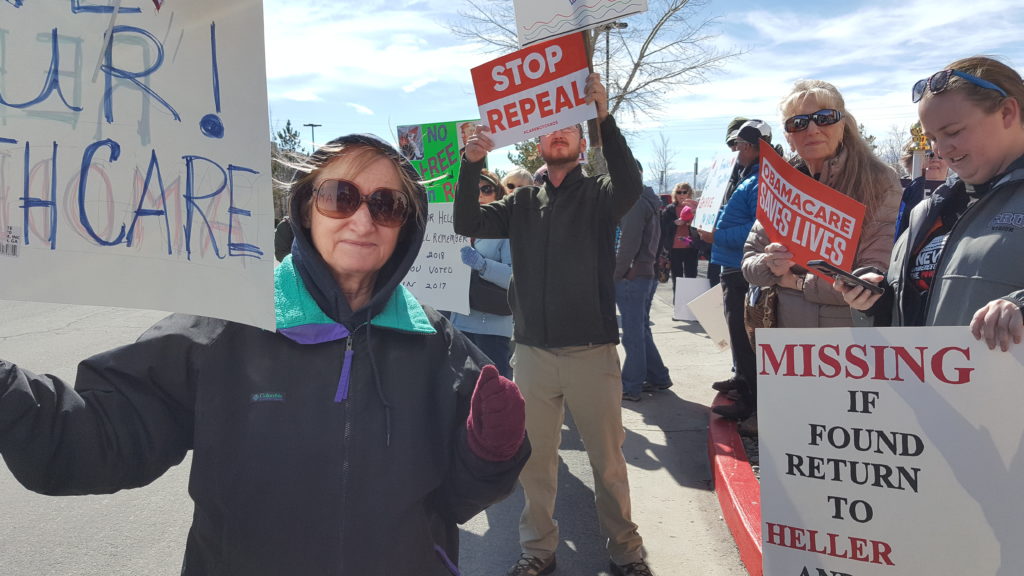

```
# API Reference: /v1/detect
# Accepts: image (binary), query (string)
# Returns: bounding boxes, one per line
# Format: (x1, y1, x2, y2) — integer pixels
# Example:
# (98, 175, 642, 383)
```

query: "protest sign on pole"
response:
(756, 142, 866, 275)
(396, 120, 476, 314)
(0, 1, 274, 330)
(512, 0, 647, 48)
(760, 326, 1024, 575)
(471, 34, 595, 149)
(693, 154, 736, 232)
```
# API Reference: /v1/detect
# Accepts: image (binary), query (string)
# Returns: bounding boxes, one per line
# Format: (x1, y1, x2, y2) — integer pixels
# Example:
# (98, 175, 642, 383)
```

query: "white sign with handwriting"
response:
(0, 1, 274, 329)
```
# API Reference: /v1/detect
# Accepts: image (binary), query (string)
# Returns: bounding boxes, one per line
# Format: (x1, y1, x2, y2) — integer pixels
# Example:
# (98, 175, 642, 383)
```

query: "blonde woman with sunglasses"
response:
(840, 56, 1024, 352)
(0, 134, 530, 574)
(741, 80, 902, 328)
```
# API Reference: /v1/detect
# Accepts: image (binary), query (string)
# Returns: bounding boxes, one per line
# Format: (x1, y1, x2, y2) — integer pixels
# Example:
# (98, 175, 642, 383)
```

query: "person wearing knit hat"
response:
(725, 116, 749, 147)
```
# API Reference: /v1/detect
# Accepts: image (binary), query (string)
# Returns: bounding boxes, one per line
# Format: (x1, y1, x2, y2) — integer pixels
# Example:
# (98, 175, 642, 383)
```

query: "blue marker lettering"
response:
(226, 164, 262, 258)
(21, 141, 58, 250)
(102, 25, 180, 124)
(78, 139, 126, 246)
(69, 0, 141, 14)
(126, 149, 172, 254)
(0, 29, 83, 112)
(183, 155, 226, 260)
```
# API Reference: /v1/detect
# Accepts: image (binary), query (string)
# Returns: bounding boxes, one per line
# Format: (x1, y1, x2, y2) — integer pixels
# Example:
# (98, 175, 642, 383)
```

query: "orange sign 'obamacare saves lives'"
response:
(470, 33, 596, 148)
(756, 141, 867, 276)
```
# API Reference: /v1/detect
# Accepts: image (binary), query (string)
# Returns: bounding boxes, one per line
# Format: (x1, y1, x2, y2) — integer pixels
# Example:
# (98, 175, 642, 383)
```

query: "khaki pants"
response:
(511, 343, 643, 565)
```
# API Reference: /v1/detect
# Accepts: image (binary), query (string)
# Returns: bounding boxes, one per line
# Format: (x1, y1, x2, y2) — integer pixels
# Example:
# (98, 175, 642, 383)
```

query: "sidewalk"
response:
(458, 279, 751, 575)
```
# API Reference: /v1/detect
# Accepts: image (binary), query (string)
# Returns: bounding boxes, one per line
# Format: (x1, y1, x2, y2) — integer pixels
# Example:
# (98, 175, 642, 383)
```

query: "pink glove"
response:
(466, 365, 526, 462)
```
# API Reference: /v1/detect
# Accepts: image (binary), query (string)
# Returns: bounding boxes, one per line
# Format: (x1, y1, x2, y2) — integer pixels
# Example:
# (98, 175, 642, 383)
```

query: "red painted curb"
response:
(708, 393, 762, 576)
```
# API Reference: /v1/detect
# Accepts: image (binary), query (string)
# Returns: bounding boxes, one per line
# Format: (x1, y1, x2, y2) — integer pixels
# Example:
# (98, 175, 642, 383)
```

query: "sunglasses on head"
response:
(314, 179, 409, 227)
(911, 69, 1007, 103)
(479, 183, 498, 196)
(784, 109, 843, 133)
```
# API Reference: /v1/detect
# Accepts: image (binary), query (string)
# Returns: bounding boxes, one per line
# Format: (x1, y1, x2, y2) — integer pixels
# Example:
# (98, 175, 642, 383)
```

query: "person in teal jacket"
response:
(0, 134, 530, 575)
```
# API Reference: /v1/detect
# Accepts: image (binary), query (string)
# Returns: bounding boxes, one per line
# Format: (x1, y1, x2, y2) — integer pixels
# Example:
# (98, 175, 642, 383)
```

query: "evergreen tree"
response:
(275, 120, 302, 152)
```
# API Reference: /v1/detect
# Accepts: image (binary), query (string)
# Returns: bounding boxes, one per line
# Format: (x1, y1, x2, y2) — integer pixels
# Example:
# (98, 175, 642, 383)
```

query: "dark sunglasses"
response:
(479, 183, 497, 196)
(784, 109, 843, 133)
(675, 191, 690, 195)
(314, 179, 409, 227)
(911, 69, 1007, 103)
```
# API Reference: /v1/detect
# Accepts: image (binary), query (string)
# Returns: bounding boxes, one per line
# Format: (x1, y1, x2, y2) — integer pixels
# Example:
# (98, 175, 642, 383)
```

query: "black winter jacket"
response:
(453, 116, 642, 348)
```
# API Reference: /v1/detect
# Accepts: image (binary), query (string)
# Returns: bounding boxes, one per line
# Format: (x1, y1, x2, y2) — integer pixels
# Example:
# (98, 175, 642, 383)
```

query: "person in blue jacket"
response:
(706, 120, 773, 420)
(0, 134, 530, 575)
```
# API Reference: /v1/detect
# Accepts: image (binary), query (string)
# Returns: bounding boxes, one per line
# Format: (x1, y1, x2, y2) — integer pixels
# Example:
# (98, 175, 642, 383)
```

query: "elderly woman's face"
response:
(310, 153, 403, 284)
(785, 97, 844, 165)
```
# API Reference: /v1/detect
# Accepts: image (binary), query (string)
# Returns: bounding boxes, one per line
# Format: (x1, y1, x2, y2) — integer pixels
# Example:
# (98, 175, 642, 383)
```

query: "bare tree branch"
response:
(443, 0, 742, 121)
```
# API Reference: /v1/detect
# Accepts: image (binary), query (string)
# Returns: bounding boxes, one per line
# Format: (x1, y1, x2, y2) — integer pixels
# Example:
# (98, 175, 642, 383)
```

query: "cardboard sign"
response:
(684, 282, 729, 350)
(513, 0, 647, 48)
(756, 142, 866, 274)
(0, 1, 274, 329)
(397, 120, 477, 204)
(395, 120, 478, 314)
(693, 154, 736, 233)
(471, 34, 595, 149)
(400, 204, 471, 315)
(760, 327, 1024, 575)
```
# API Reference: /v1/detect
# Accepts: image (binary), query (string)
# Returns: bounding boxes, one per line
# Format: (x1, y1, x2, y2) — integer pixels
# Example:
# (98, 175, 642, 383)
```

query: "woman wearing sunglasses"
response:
(0, 134, 530, 574)
(454, 170, 515, 379)
(840, 56, 1024, 352)
(741, 80, 902, 328)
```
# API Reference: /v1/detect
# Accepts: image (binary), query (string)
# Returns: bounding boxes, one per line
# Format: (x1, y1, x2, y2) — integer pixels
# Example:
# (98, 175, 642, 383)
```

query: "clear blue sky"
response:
(263, 0, 1024, 189)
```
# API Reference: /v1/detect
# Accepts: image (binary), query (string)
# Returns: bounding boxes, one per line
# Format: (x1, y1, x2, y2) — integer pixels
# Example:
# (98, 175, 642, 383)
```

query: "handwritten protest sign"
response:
(760, 327, 1024, 575)
(513, 0, 647, 47)
(693, 154, 736, 232)
(401, 203, 470, 315)
(471, 34, 595, 149)
(395, 120, 475, 314)
(0, 1, 274, 329)
(756, 142, 865, 275)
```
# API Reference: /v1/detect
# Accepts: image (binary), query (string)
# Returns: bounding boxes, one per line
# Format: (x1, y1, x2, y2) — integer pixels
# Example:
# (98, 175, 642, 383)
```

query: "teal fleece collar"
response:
(275, 256, 435, 334)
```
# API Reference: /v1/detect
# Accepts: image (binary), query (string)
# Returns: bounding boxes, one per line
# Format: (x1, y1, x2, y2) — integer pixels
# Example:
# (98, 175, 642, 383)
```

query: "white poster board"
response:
(673, 277, 709, 322)
(513, 0, 647, 48)
(685, 282, 728, 350)
(401, 203, 470, 315)
(470, 34, 595, 149)
(0, 1, 274, 329)
(693, 154, 735, 233)
(760, 327, 1024, 575)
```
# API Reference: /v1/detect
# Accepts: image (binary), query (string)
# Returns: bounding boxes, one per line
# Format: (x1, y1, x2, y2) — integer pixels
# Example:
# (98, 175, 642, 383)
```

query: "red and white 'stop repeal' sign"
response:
(470, 34, 596, 149)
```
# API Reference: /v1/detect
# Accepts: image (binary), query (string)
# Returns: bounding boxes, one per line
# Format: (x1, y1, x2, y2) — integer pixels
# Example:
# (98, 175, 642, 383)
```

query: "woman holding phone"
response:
(741, 80, 902, 328)
(841, 56, 1024, 352)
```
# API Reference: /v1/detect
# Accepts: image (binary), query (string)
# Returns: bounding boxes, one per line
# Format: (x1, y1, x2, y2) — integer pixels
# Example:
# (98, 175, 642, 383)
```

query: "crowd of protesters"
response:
(2, 54, 1022, 576)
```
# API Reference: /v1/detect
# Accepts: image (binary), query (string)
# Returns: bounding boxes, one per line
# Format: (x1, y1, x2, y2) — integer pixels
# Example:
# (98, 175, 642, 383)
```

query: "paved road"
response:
(0, 282, 745, 575)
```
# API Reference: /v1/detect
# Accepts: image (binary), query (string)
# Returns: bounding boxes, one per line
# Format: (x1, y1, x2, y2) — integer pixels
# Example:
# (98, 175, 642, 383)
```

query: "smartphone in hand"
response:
(806, 259, 885, 295)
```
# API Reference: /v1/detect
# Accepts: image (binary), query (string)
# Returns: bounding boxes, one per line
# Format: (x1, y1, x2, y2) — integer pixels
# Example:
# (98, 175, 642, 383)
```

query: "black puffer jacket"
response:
(0, 134, 529, 575)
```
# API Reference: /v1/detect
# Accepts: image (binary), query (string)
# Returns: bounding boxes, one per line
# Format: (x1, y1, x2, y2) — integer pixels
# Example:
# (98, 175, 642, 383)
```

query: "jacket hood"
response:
(640, 185, 662, 212)
(288, 134, 428, 327)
